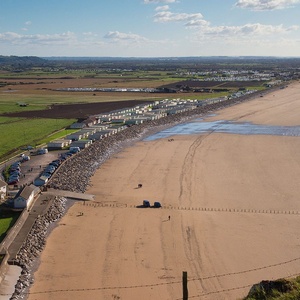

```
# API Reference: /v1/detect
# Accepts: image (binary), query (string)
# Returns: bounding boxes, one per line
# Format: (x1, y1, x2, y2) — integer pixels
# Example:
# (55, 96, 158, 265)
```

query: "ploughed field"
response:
(161, 80, 266, 89)
(1, 100, 152, 119)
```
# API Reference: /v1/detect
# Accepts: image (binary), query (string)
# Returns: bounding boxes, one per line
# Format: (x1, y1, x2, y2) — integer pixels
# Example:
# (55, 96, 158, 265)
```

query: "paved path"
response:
(6, 193, 52, 264)
(42, 188, 94, 201)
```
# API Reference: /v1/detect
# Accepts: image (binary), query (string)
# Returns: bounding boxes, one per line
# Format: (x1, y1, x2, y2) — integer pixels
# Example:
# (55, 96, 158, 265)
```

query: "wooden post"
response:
(183, 271, 188, 300)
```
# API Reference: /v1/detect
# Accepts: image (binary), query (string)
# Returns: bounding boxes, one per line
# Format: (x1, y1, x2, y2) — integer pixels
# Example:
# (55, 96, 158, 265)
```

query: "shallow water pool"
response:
(144, 120, 300, 141)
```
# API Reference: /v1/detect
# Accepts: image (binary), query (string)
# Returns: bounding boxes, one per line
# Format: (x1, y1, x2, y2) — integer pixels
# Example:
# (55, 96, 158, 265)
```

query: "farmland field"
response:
(0, 68, 266, 161)
(0, 118, 76, 160)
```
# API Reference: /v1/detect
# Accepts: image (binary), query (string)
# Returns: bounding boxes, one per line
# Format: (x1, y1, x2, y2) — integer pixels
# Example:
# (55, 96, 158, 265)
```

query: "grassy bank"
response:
(0, 211, 21, 243)
(244, 277, 300, 299)
(0, 118, 75, 160)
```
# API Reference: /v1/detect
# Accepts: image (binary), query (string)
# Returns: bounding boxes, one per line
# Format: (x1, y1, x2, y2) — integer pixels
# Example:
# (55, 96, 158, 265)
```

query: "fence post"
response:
(183, 271, 188, 300)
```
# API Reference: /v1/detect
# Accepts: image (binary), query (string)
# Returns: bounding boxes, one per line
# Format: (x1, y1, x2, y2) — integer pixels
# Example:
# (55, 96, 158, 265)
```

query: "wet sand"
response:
(27, 82, 300, 300)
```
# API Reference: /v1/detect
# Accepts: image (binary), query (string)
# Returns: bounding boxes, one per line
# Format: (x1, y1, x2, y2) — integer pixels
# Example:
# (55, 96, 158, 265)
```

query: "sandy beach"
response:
(27, 82, 300, 300)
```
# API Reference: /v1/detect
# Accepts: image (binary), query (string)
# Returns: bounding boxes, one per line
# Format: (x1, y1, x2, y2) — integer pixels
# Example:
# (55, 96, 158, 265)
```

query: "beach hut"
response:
(70, 140, 92, 149)
(48, 139, 71, 150)
(125, 118, 144, 125)
(69, 122, 86, 129)
(66, 133, 83, 141)
(88, 132, 105, 141)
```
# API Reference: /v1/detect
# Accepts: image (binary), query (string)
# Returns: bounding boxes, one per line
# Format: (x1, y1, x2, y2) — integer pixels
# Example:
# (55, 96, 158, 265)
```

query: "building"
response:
(0, 179, 7, 200)
(47, 139, 72, 150)
(66, 133, 83, 141)
(70, 140, 92, 149)
(14, 185, 40, 209)
(69, 122, 86, 129)
(88, 132, 106, 141)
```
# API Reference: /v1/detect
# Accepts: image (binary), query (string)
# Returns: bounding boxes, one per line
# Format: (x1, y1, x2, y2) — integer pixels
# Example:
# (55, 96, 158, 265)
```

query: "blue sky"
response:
(0, 0, 299, 57)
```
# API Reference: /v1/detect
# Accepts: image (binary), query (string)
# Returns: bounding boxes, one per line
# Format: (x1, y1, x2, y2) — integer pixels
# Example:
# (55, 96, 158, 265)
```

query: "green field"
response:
(0, 118, 75, 160)
(0, 212, 21, 243)
(0, 101, 48, 114)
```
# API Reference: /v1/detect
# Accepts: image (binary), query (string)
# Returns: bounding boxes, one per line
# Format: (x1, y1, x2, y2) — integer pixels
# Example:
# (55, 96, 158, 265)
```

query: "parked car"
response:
(37, 148, 48, 155)
(49, 160, 60, 167)
(8, 178, 19, 185)
(52, 159, 61, 164)
(143, 200, 151, 207)
(9, 177, 19, 183)
(9, 166, 20, 172)
(9, 169, 20, 174)
(21, 155, 30, 162)
(9, 173, 20, 179)
(69, 146, 80, 154)
(44, 167, 55, 174)
(9, 170, 21, 176)
(11, 161, 21, 167)
(20, 145, 33, 150)
(153, 202, 162, 208)
(41, 172, 52, 178)
(60, 154, 68, 160)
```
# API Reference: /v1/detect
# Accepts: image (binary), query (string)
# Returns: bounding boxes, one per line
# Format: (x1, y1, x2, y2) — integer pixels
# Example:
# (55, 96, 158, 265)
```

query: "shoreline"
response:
(48, 85, 280, 193)
(2, 89, 261, 299)
(4, 82, 296, 300)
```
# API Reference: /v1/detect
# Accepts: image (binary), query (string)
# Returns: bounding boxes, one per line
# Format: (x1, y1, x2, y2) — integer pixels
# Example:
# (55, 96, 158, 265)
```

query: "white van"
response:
(37, 148, 48, 155)
(69, 146, 80, 154)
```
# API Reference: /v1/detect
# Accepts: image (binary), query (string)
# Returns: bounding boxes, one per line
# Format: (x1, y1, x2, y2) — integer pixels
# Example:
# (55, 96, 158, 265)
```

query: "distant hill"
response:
(0, 55, 46, 66)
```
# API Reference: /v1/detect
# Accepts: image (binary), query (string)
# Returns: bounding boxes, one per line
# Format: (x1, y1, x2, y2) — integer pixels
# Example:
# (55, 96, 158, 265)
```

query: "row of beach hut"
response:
(46, 98, 215, 151)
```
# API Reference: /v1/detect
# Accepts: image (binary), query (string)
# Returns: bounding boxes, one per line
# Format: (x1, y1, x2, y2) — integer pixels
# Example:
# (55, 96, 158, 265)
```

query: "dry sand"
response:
(27, 82, 300, 300)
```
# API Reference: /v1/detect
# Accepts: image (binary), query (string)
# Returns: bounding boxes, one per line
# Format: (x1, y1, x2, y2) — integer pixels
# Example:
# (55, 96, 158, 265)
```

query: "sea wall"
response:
(9, 196, 67, 300)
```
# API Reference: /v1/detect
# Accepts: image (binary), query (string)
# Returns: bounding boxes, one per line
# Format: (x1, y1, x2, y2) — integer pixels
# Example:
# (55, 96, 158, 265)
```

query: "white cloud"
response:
(144, 0, 176, 3)
(185, 19, 210, 27)
(154, 11, 205, 24)
(152, 6, 298, 39)
(235, 0, 300, 10)
(104, 31, 148, 43)
(21, 21, 32, 32)
(193, 23, 299, 41)
(83, 32, 98, 37)
(0, 31, 77, 45)
(155, 5, 170, 11)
